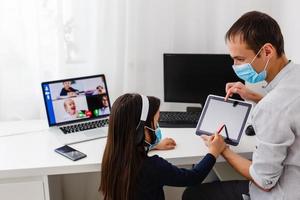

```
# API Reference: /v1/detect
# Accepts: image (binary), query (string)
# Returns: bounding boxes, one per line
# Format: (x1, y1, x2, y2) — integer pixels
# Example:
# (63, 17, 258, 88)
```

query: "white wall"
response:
(1, 0, 300, 120)
(119, 0, 300, 110)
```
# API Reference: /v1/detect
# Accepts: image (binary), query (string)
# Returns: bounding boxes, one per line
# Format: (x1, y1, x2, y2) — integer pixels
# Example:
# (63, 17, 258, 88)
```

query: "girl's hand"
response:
(201, 133, 226, 158)
(154, 138, 176, 150)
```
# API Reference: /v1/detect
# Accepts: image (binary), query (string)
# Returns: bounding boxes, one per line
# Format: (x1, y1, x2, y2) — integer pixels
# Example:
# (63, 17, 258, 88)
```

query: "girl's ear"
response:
(144, 128, 151, 143)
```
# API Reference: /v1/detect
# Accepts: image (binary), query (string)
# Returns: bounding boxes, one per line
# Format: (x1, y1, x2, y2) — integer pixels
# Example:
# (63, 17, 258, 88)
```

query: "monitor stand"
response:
(186, 106, 202, 113)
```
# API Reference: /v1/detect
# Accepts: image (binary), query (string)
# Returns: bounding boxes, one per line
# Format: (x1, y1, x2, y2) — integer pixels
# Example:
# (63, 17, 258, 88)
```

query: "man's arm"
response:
(202, 134, 253, 179)
(222, 147, 252, 180)
(225, 82, 263, 103)
(222, 147, 271, 192)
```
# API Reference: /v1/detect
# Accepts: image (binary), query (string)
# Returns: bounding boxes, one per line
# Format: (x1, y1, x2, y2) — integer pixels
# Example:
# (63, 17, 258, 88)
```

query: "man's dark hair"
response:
(225, 11, 285, 56)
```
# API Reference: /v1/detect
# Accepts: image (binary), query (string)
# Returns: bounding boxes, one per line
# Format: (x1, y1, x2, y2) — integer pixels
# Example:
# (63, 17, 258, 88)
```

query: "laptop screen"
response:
(42, 74, 111, 126)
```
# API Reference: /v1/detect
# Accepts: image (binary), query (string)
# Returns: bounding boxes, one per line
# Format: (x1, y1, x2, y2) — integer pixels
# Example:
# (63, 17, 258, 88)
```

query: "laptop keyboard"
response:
(60, 118, 109, 134)
(159, 111, 201, 128)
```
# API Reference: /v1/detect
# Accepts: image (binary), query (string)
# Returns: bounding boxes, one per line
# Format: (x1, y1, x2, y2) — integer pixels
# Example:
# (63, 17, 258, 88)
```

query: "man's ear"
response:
(263, 43, 274, 59)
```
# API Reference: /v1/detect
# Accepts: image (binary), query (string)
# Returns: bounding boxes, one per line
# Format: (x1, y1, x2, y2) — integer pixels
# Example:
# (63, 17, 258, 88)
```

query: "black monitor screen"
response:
(163, 54, 243, 106)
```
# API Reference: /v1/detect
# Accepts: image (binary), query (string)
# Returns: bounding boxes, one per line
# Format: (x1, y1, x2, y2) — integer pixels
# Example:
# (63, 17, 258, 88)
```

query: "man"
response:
(99, 95, 110, 115)
(183, 11, 300, 200)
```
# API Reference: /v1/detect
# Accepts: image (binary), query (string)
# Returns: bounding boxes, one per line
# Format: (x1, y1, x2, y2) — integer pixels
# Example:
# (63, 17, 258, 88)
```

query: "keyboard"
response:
(60, 118, 109, 134)
(159, 111, 201, 128)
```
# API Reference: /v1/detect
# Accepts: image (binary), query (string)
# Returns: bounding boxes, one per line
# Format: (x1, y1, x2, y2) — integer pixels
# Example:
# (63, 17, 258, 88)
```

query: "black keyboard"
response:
(159, 111, 201, 128)
(60, 118, 109, 134)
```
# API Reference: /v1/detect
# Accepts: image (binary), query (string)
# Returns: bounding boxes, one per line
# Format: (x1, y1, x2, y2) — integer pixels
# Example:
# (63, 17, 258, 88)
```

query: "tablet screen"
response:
(196, 95, 252, 145)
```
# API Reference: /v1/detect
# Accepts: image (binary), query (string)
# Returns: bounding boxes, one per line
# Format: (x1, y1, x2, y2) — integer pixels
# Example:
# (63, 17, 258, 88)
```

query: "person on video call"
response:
(63, 98, 84, 120)
(60, 81, 79, 97)
(183, 11, 300, 200)
(93, 85, 106, 95)
(98, 95, 110, 115)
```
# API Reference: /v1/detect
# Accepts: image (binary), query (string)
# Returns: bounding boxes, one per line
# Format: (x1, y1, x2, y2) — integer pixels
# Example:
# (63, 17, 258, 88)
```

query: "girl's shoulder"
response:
(144, 155, 173, 171)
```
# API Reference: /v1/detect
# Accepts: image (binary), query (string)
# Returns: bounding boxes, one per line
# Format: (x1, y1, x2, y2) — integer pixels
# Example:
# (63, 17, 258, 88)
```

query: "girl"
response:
(100, 93, 225, 200)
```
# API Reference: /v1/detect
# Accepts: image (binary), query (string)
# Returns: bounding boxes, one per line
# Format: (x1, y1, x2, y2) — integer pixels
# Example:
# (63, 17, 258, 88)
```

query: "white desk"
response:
(0, 120, 256, 200)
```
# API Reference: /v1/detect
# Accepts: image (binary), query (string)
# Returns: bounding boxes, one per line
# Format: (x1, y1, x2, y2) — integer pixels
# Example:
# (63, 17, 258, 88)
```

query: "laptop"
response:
(41, 74, 111, 145)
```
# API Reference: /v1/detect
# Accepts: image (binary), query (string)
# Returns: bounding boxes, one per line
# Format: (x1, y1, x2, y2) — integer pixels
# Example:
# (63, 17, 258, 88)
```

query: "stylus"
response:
(224, 125, 229, 139)
(217, 124, 225, 134)
(216, 124, 229, 139)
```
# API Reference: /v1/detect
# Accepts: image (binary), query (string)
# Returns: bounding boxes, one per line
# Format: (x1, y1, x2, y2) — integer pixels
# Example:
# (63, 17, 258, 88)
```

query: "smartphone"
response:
(55, 145, 87, 161)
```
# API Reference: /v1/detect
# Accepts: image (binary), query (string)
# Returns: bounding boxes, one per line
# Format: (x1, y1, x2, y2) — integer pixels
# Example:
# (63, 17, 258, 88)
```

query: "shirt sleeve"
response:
(153, 153, 216, 187)
(249, 101, 295, 190)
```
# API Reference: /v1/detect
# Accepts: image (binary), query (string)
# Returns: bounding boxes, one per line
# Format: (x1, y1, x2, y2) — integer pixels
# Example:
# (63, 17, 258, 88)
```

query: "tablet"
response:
(195, 95, 252, 146)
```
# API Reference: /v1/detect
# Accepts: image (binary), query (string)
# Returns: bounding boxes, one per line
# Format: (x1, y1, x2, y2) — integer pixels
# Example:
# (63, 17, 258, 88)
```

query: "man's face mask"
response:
(145, 123, 162, 150)
(232, 46, 270, 83)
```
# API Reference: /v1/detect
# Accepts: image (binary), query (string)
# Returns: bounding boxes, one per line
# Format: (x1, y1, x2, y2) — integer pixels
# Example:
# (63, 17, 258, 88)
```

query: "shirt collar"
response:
(265, 60, 293, 92)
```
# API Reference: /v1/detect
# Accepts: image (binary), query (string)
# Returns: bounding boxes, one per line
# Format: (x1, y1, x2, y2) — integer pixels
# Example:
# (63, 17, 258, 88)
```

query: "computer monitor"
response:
(163, 53, 243, 107)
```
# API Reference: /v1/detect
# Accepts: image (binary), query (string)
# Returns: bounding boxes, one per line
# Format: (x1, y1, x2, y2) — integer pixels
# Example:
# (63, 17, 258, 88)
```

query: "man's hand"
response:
(225, 81, 263, 103)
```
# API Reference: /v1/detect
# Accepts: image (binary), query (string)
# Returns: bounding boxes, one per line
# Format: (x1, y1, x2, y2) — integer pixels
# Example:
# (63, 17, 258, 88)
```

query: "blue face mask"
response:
(145, 124, 162, 150)
(232, 46, 270, 83)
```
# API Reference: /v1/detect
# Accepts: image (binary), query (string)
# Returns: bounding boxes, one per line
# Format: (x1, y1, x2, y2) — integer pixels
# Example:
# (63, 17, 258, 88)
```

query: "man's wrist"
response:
(221, 146, 231, 158)
(251, 92, 263, 103)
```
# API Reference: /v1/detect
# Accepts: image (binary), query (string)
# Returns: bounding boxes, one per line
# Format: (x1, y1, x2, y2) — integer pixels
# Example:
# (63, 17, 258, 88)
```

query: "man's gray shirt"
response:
(249, 62, 300, 200)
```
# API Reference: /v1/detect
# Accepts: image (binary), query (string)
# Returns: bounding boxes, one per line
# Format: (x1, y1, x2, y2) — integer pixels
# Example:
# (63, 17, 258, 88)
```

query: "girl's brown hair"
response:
(100, 93, 160, 200)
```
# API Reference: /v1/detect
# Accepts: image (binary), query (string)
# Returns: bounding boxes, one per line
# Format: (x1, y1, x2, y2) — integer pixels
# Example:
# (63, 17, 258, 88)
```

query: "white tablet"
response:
(195, 95, 252, 146)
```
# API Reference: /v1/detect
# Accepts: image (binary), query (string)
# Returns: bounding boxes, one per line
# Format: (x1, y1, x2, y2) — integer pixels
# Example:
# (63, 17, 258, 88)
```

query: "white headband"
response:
(140, 95, 149, 122)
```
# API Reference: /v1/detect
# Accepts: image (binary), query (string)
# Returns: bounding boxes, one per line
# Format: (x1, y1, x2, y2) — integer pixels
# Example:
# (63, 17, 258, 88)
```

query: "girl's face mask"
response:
(145, 123, 162, 150)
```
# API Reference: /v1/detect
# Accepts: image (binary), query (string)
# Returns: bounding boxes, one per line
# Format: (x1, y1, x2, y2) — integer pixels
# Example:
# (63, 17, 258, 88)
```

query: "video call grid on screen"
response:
(42, 74, 111, 126)
(196, 95, 252, 145)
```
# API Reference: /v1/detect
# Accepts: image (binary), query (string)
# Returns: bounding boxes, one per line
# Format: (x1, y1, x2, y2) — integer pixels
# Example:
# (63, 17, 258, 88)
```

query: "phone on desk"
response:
(55, 145, 87, 161)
